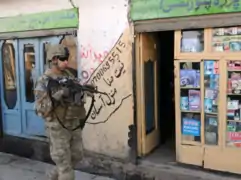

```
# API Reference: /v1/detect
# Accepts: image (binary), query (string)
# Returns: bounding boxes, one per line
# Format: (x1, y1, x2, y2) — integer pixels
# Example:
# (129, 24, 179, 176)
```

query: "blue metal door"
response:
(0, 40, 22, 135)
(19, 39, 43, 136)
(0, 36, 64, 137)
(19, 36, 62, 137)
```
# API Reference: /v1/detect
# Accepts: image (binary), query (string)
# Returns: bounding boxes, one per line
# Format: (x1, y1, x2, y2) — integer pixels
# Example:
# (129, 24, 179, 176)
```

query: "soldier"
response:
(34, 44, 86, 180)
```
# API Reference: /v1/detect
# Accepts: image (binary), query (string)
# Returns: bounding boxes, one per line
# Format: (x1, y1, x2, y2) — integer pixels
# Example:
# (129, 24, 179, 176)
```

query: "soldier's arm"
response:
(34, 76, 53, 118)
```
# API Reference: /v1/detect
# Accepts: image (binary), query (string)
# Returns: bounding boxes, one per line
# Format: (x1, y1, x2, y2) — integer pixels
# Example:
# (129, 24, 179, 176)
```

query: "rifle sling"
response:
(45, 75, 96, 131)
(53, 96, 95, 131)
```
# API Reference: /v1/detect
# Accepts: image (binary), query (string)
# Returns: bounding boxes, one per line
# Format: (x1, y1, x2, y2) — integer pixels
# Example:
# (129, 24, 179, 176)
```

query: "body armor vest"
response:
(45, 69, 86, 123)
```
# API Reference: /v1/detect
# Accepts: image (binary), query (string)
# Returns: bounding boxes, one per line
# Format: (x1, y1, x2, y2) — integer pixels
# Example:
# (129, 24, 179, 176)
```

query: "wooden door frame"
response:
(135, 33, 146, 157)
(134, 33, 142, 157)
(0, 96, 2, 137)
(134, 32, 160, 157)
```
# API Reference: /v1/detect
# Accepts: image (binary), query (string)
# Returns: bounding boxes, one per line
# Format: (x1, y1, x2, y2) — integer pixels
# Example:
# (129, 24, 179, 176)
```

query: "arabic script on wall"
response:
(80, 45, 109, 81)
(160, 0, 240, 13)
(85, 28, 132, 124)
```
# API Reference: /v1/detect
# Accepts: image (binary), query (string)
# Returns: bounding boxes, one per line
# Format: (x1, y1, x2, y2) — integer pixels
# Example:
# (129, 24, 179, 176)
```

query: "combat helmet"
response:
(45, 44, 69, 61)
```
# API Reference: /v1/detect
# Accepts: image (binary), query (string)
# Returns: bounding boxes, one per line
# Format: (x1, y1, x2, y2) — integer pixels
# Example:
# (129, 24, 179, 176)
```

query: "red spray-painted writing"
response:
(80, 44, 109, 63)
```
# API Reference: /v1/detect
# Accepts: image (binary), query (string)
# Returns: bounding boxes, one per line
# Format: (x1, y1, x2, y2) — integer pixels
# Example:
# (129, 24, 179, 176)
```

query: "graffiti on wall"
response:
(80, 44, 108, 63)
(85, 28, 132, 124)
(80, 44, 109, 81)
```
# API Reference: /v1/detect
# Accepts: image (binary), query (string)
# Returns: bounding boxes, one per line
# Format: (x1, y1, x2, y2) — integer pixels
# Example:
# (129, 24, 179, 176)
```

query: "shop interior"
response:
(141, 31, 176, 164)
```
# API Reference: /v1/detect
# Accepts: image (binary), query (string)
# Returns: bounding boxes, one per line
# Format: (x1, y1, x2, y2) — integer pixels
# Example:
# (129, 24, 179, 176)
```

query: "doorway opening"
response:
(138, 30, 176, 165)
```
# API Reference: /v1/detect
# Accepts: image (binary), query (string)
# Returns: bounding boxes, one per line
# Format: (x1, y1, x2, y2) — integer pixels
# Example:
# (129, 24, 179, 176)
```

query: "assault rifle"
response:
(46, 76, 108, 131)
(57, 77, 107, 96)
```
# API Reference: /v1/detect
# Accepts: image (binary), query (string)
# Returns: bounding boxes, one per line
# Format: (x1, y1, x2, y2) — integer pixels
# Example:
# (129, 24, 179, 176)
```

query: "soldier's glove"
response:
(52, 87, 69, 101)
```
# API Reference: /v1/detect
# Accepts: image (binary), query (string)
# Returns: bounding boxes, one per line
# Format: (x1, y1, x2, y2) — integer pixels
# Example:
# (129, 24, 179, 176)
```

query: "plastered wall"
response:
(78, 0, 133, 159)
(0, 0, 133, 159)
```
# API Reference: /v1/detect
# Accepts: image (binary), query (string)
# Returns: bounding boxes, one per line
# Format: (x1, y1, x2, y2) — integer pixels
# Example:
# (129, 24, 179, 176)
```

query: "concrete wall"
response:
(0, 0, 133, 159)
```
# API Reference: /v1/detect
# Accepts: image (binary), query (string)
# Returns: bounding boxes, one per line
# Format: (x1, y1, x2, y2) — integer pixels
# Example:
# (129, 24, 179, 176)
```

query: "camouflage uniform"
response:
(34, 45, 86, 180)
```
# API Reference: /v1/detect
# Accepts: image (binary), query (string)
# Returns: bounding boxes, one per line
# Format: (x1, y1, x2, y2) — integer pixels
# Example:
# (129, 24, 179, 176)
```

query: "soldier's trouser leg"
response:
(48, 123, 74, 180)
(47, 128, 83, 180)
(46, 126, 58, 180)
(47, 167, 58, 180)
(70, 128, 84, 167)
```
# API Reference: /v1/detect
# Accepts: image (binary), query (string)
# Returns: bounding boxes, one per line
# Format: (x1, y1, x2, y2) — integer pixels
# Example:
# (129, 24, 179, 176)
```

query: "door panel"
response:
(19, 37, 63, 136)
(19, 39, 43, 136)
(139, 33, 159, 155)
(203, 59, 241, 174)
(144, 60, 156, 134)
(0, 36, 69, 137)
(0, 40, 22, 135)
(175, 60, 204, 166)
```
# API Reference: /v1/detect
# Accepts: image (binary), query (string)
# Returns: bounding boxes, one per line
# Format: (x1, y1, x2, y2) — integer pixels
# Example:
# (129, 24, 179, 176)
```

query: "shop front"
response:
(131, 0, 241, 174)
(0, 8, 78, 138)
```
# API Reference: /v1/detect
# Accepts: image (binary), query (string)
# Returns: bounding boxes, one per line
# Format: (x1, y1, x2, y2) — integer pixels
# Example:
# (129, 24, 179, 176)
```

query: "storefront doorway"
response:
(135, 31, 176, 164)
(136, 26, 241, 174)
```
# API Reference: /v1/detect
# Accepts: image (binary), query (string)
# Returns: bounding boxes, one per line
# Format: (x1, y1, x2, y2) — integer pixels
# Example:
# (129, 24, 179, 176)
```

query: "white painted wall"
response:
(78, 0, 131, 159)
(77, 0, 129, 81)
(0, 0, 133, 159)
